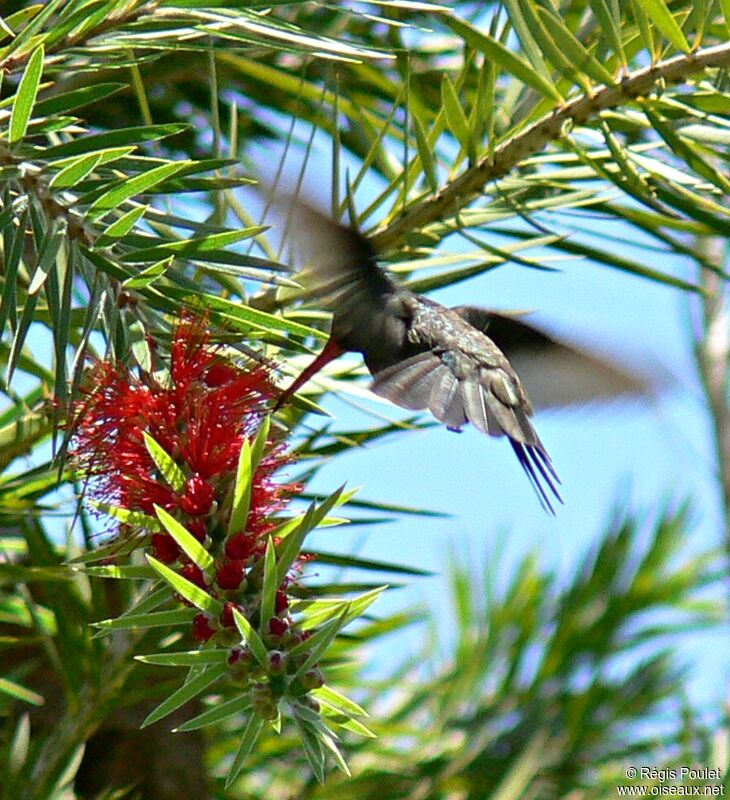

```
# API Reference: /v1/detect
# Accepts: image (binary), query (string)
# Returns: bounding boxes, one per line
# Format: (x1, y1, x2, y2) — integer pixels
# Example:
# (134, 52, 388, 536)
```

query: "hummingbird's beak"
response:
(274, 335, 345, 411)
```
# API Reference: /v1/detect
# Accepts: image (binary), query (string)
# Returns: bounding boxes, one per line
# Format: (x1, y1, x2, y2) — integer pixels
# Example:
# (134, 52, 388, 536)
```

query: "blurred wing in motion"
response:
(452, 306, 653, 410)
(277, 196, 396, 312)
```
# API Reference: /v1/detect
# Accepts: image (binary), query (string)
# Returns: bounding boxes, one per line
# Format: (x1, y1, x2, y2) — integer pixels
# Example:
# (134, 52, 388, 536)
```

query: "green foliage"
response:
(0, 0, 728, 796)
(186, 505, 726, 800)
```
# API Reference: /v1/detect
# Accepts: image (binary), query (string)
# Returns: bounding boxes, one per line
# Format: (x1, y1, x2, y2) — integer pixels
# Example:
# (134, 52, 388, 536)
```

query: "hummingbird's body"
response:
(275, 199, 648, 513)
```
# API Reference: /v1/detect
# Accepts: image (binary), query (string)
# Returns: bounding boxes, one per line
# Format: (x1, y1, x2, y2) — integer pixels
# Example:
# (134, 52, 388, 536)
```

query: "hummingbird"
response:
(273, 200, 649, 514)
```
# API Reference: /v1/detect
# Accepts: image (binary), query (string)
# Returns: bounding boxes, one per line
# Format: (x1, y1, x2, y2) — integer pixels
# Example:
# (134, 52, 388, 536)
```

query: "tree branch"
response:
(371, 42, 730, 252)
(694, 255, 730, 558)
(0, 0, 157, 75)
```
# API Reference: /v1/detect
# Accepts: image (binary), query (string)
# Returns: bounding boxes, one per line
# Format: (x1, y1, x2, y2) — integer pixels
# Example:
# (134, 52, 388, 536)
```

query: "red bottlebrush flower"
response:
(180, 474, 216, 516)
(150, 533, 181, 564)
(70, 314, 310, 657)
(217, 559, 245, 590)
(70, 314, 299, 541)
(192, 613, 216, 642)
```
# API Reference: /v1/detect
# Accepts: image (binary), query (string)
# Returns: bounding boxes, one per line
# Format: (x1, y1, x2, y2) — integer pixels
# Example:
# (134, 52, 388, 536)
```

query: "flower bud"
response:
(180, 562, 207, 589)
(301, 668, 325, 691)
(192, 613, 216, 642)
(187, 519, 208, 542)
(228, 647, 251, 667)
(274, 590, 289, 613)
(220, 601, 241, 628)
(225, 533, 256, 560)
(266, 650, 288, 676)
(150, 533, 181, 564)
(251, 684, 279, 720)
(216, 560, 245, 590)
(268, 617, 289, 638)
(227, 647, 253, 685)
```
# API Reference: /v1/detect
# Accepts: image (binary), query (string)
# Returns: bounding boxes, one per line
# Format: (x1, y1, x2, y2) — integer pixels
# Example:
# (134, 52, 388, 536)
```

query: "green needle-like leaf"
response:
(49, 152, 102, 188)
(312, 684, 369, 718)
(291, 608, 349, 680)
(42, 124, 187, 159)
(228, 416, 270, 535)
(175, 695, 251, 732)
(9, 44, 44, 143)
(86, 161, 190, 220)
(0, 678, 44, 707)
(446, 16, 562, 102)
(98, 205, 148, 242)
(92, 609, 196, 632)
(123, 256, 173, 289)
(225, 715, 265, 788)
(275, 486, 347, 587)
(147, 555, 221, 615)
(89, 501, 161, 531)
(259, 537, 277, 632)
(143, 432, 186, 492)
(441, 74, 475, 162)
(154, 505, 215, 573)
(228, 438, 252, 536)
(412, 113, 439, 192)
(136, 650, 228, 667)
(297, 586, 385, 630)
(141, 664, 227, 728)
(641, 0, 691, 51)
(121, 227, 269, 261)
(232, 606, 268, 665)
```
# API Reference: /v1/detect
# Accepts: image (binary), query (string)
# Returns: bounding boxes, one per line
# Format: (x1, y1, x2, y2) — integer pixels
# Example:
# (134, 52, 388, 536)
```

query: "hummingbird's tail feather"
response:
(509, 440, 563, 515)
(428, 368, 467, 428)
(460, 371, 562, 511)
(371, 353, 563, 512)
(370, 351, 442, 410)
(461, 373, 513, 437)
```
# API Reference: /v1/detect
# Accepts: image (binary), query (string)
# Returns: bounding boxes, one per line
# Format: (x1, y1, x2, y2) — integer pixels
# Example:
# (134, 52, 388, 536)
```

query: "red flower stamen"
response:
(180, 474, 216, 516)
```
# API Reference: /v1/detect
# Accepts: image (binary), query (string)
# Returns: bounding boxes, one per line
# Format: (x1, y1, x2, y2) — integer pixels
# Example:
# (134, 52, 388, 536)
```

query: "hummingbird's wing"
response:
(369, 302, 562, 513)
(451, 306, 652, 410)
(277, 197, 409, 359)
(279, 198, 395, 313)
